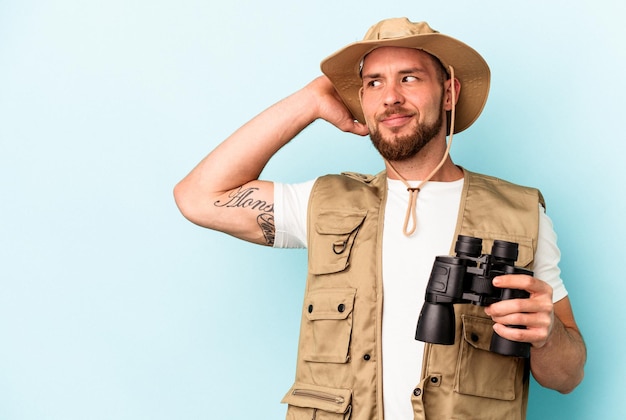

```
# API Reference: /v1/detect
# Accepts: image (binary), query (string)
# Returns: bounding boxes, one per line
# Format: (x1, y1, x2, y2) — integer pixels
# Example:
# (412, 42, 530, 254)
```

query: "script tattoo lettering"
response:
(258, 213, 275, 246)
(214, 187, 274, 213)
(214, 187, 275, 246)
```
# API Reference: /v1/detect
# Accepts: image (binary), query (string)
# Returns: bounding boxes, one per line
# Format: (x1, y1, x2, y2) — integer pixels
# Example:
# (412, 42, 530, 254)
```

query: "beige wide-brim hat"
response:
(320, 18, 490, 134)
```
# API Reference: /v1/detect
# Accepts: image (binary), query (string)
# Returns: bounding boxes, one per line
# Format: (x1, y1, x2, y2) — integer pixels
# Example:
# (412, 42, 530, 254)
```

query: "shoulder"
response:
(310, 171, 386, 210)
(315, 171, 386, 191)
(464, 168, 545, 208)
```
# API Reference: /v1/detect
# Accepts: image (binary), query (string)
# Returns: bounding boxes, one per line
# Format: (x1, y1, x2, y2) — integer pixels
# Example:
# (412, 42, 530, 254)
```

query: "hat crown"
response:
(364, 18, 439, 41)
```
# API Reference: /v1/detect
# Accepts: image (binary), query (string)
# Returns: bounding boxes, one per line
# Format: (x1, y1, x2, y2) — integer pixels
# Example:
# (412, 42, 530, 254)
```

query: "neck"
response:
(384, 136, 463, 182)
(386, 159, 462, 182)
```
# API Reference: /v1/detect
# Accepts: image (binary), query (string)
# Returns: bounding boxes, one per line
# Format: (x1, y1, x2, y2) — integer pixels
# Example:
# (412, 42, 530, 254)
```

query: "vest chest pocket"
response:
(301, 288, 356, 363)
(309, 210, 367, 275)
(455, 315, 524, 401)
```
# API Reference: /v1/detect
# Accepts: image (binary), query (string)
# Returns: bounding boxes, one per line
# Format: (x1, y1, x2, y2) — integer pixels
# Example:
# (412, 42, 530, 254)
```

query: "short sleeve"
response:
(273, 179, 316, 249)
(534, 206, 568, 302)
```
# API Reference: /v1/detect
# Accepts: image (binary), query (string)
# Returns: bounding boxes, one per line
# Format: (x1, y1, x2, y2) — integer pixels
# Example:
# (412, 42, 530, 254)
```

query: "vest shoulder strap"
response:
(308, 171, 386, 214)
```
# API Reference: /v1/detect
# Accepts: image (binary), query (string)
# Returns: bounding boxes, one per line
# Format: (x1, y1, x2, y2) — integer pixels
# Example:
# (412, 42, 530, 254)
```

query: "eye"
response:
(366, 79, 382, 88)
(402, 75, 418, 83)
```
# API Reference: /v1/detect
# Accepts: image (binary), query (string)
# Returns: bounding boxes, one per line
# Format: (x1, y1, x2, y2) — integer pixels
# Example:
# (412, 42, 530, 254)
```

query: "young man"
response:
(174, 17, 585, 419)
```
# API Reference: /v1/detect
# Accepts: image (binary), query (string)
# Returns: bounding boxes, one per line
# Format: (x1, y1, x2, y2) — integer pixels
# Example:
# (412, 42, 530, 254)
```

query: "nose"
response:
(383, 82, 404, 106)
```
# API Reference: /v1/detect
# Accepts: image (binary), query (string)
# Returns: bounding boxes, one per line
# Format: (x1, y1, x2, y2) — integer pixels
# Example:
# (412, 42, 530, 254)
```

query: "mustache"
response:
(378, 106, 416, 121)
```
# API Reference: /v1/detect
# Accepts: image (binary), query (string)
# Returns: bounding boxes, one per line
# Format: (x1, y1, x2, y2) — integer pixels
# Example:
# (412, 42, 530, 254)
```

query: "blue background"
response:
(1, 0, 624, 418)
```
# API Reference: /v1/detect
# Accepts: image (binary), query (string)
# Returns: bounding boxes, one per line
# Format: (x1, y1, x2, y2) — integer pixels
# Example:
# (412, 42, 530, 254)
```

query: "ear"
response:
(444, 78, 461, 111)
(358, 86, 372, 128)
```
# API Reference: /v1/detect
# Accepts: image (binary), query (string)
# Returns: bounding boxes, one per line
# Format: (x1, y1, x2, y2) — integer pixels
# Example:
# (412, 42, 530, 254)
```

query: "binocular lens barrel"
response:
(415, 302, 455, 345)
(454, 235, 482, 257)
(491, 240, 519, 262)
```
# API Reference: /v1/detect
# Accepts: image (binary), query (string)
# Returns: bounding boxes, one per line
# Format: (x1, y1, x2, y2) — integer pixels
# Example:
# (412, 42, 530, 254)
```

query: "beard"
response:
(369, 103, 445, 162)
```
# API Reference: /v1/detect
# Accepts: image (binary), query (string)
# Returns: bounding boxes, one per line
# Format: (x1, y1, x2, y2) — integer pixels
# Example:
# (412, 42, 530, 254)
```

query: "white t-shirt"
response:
(274, 177, 567, 419)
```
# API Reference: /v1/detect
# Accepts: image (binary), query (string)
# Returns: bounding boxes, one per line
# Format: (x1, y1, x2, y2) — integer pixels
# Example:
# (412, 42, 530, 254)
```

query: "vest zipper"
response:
(291, 388, 345, 405)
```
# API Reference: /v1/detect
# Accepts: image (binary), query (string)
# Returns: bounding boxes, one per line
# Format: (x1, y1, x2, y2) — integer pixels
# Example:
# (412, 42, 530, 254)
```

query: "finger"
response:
(492, 274, 550, 295)
(489, 307, 547, 326)
(492, 273, 532, 289)
(334, 117, 369, 136)
(349, 121, 370, 136)
(485, 297, 525, 317)
(493, 323, 549, 347)
(486, 292, 553, 318)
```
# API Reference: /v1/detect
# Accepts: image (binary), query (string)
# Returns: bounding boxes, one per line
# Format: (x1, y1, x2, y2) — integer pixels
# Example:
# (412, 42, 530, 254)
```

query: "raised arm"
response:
(173, 76, 369, 245)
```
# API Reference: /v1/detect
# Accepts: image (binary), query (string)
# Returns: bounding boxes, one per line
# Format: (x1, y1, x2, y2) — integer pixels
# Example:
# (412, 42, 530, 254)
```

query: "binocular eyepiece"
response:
(415, 235, 532, 358)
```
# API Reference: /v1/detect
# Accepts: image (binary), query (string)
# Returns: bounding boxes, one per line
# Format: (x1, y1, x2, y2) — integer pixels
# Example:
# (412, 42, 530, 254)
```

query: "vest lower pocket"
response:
(455, 315, 524, 400)
(282, 382, 352, 420)
(301, 288, 356, 363)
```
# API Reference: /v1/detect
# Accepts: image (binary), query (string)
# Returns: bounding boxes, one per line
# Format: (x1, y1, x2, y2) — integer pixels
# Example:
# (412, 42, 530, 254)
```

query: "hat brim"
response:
(320, 33, 490, 134)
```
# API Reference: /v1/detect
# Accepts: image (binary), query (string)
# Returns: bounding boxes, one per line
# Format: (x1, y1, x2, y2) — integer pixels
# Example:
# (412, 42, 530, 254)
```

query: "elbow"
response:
(173, 180, 208, 227)
(557, 381, 582, 395)
(559, 341, 587, 394)
(558, 362, 586, 394)
(535, 369, 585, 395)
(173, 181, 189, 217)
(556, 371, 585, 394)
(536, 353, 586, 394)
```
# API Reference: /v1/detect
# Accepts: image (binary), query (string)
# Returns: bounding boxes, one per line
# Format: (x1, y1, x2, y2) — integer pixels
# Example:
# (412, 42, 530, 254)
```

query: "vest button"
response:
(363, 354, 371, 361)
(431, 377, 439, 384)
(308, 304, 313, 313)
(413, 388, 422, 397)
(471, 333, 479, 342)
(337, 303, 345, 312)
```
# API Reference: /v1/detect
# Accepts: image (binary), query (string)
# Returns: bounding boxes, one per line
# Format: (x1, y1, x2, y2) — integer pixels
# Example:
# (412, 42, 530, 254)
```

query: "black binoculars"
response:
(415, 235, 532, 358)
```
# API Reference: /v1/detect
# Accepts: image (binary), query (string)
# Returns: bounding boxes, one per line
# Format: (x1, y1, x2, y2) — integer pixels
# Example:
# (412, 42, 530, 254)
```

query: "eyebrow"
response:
(362, 67, 428, 80)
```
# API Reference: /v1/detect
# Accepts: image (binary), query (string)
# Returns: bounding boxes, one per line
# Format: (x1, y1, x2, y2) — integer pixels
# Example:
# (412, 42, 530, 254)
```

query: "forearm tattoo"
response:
(214, 187, 275, 246)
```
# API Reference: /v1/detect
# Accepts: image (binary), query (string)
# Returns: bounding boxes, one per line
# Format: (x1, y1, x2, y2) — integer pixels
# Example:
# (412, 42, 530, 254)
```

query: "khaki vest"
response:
(282, 168, 544, 420)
